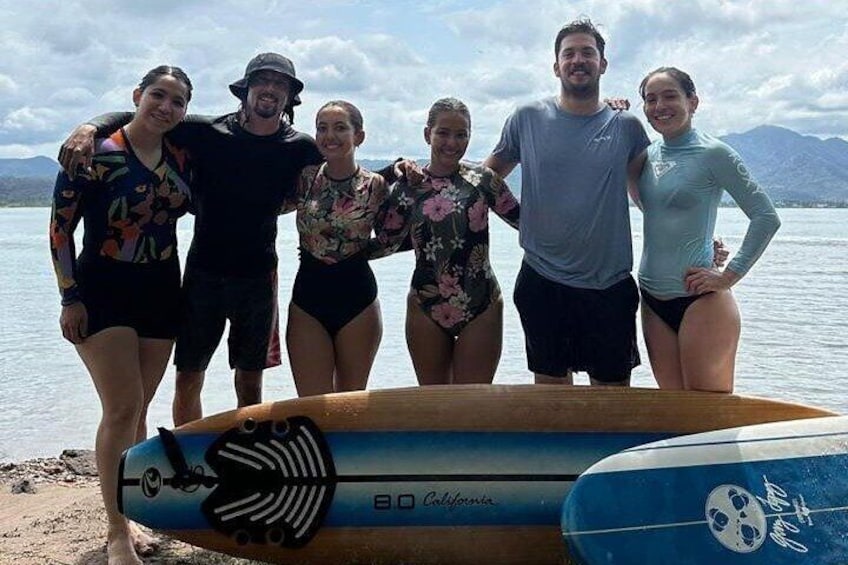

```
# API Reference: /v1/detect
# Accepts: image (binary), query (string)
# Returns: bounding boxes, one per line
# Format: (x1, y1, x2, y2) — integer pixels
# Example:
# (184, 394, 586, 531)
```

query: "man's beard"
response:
(251, 105, 280, 119)
(562, 76, 600, 100)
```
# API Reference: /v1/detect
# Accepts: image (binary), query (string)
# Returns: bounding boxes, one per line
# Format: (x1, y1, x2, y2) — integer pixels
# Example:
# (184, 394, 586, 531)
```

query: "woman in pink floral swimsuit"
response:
(283, 101, 388, 396)
(374, 97, 520, 385)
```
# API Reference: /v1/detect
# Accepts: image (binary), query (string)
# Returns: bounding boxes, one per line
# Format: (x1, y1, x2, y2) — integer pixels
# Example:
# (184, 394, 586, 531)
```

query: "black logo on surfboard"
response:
(201, 417, 337, 549)
(141, 467, 162, 498)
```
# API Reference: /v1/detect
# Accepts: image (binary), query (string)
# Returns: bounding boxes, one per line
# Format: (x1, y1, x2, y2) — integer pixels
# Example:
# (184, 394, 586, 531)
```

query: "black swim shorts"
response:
(513, 261, 640, 382)
(174, 267, 280, 372)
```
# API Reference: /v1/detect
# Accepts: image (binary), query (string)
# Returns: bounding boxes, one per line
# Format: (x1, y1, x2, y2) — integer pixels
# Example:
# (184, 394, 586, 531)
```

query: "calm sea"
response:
(1, 207, 846, 462)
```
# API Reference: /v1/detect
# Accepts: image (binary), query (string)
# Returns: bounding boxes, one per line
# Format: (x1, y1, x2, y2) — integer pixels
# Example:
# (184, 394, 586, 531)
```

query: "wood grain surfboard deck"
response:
(118, 385, 837, 564)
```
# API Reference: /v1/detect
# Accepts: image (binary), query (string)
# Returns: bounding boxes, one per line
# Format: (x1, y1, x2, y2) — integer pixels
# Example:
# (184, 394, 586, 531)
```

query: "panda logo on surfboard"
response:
(705, 485, 767, 553)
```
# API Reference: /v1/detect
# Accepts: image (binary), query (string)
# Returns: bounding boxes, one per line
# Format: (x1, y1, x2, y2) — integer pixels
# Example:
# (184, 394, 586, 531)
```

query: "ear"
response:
(599, 57, 608, 76)
(553, 59, 561, 79)
(690, 94, 700, 114)
(354, 130, 365, 147)
(424, 126, 432, 145)
(132, 88, 142, 108)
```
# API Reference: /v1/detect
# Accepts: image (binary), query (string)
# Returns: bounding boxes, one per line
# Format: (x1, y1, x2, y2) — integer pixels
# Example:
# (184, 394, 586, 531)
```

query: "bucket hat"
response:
(229, 52, 304, 106)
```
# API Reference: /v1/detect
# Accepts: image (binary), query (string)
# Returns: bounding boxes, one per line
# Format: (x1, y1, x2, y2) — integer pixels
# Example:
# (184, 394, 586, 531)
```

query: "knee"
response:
(102, 396, 144, 427)
(235, 371, 263, 389)
(175, 371, 204, 396)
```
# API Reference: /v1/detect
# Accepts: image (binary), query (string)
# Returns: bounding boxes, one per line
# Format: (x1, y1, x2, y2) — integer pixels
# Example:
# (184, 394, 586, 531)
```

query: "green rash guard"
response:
(638, 128, 781, 299)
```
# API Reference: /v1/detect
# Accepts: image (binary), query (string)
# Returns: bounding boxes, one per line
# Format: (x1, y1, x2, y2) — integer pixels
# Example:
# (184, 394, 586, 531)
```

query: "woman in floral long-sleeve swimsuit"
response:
(283, 101, 388, 396)
(49, 66, 193, 565)
(374, 98, 520, 385)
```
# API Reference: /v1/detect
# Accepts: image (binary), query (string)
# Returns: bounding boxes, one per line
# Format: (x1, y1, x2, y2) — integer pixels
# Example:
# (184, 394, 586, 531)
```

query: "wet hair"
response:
(639, 67, 697, 100)
(426, 97, 471, 129)
(138, 65, 193, 102)
(554, 18, 606, 59)
(317, 100, 364, 132)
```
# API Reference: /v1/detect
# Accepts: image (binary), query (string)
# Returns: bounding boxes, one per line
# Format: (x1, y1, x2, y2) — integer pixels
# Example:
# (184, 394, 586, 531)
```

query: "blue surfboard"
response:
(562, 415, 848, 564)
(117, 385, 835, 564)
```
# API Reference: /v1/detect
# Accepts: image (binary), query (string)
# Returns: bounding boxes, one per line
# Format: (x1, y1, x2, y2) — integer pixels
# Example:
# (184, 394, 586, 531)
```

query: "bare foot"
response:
(106, 527, 143, 565)
(129, 521, 160, 556)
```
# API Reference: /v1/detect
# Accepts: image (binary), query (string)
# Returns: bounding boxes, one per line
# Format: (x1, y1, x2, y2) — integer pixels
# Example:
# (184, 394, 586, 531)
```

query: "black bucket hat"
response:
(229, 52, 304, 106)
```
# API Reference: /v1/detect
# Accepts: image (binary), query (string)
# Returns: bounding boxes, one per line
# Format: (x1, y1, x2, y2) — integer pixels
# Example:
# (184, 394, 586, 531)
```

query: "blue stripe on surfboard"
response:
(121, 430, 668, 530)
(562, 452, 848, 564)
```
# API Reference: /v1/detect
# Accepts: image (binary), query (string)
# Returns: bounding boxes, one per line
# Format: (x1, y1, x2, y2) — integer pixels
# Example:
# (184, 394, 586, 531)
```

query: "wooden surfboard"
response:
(118, 385, 836, 565)
(562, 415, 848, 564)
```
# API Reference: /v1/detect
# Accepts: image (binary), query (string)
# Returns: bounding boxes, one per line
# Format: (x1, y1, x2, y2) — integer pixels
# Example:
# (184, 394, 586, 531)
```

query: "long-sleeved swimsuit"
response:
(374, 162, 520, 337)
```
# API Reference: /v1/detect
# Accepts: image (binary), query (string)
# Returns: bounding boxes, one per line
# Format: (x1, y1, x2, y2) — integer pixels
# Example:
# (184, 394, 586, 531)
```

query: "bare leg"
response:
(129, 337, 172, 555)
(452, 299, 502, 384)
(76, 327, 145, 565)
(535, 372, 574, 385)
(173, 370, 205, 426)
(235, 368, 263, 407)
(334, 300, 382, 392)
(641, 298, 684, 389)
(588, 375, 631, 386)
(135, 338, 173, 441)
(406, 293, 453, 385)
(286, 303, 335, 396)
(679, 291, 740, 393)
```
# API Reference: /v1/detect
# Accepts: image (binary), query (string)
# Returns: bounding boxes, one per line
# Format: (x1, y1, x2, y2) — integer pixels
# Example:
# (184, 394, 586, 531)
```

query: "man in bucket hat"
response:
(58, 53, 322, 425)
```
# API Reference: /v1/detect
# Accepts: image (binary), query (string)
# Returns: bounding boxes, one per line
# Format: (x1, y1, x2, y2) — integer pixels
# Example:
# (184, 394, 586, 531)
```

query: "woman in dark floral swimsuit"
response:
(50, 65, 193, 565)
(283, 101, 388, 396)
(374, 98, 520, 385)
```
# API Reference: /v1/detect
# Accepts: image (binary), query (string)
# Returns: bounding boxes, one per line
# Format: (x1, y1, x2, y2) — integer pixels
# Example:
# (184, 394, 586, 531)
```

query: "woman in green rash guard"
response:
(632, 66, 781, 394)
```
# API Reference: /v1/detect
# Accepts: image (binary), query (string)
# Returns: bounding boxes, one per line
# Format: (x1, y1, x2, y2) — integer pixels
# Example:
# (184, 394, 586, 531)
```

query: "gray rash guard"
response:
(492, 98, 649, 289)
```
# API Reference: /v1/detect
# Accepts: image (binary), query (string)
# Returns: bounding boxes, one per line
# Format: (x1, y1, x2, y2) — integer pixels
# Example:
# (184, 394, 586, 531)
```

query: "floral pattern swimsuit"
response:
(287, 164, 389, 263)
(283, 164, 388, 336)
(373, 163, 520, 337)
(50, 128, 192, 304)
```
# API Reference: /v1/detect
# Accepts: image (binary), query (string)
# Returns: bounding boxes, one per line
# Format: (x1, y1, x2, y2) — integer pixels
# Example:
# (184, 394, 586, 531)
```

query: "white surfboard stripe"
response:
(586, 424, 848, 475)
(563, 505, 848, 537)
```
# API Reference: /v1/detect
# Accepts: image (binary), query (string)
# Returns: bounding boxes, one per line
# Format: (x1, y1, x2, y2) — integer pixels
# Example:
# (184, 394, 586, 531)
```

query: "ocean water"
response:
(1, 207, 846, 462)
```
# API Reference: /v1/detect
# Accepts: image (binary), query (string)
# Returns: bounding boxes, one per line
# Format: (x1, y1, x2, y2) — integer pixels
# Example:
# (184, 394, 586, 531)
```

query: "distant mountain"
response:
(2, 127, 847, 206)
(720, 126, 848, 204)
(0, 156, 59, 177)
(0, 157, 57, 206)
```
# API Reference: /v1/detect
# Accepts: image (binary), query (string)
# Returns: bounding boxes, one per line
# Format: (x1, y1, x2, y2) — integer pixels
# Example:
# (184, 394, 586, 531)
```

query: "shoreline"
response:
(0, 450, 262, 564)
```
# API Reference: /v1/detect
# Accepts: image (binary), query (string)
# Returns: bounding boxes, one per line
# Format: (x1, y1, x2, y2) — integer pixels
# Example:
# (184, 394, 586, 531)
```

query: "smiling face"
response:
(131, 74, 189, 134)
(553, 32, 607, 99)
(245, 70, 290, 120)
(424, 110, 470, 176)
(642, 72, 699, 140)
(315, 105, 364, 164)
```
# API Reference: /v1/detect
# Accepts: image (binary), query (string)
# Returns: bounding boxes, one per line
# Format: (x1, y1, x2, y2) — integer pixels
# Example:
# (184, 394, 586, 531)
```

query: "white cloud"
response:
(3, 107, 63, 132)
(0, 0, 845, 157)
(0, 74, 17, 94)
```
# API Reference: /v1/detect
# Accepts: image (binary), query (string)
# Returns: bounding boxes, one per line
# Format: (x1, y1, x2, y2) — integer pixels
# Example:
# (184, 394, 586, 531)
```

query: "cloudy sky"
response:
(1, 0, 845, 160)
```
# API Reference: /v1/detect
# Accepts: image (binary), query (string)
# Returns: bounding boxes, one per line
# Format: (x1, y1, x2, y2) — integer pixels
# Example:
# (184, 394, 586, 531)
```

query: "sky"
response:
(0, 0, 846, 161)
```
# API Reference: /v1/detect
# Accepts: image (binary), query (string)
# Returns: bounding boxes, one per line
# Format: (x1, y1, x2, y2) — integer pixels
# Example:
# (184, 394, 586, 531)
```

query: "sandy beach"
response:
(0, 450, 263, 565)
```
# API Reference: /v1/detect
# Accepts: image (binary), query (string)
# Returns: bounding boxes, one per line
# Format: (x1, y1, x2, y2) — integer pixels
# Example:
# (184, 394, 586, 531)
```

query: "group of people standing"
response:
(50, 18, 779, 565)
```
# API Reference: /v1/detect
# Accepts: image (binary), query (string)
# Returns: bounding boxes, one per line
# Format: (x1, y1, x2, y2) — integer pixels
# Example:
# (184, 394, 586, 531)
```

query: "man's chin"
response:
(563, 83, 599, 99)
(253, 108, 281, 120)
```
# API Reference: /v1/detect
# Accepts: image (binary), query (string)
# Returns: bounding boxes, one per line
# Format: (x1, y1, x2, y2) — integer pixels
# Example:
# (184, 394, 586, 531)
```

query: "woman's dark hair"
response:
(138, 65, 193, 102)
(639, 67, 697, 100)
(317, 100, 364, 132)
(426, 97, 471, 129)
